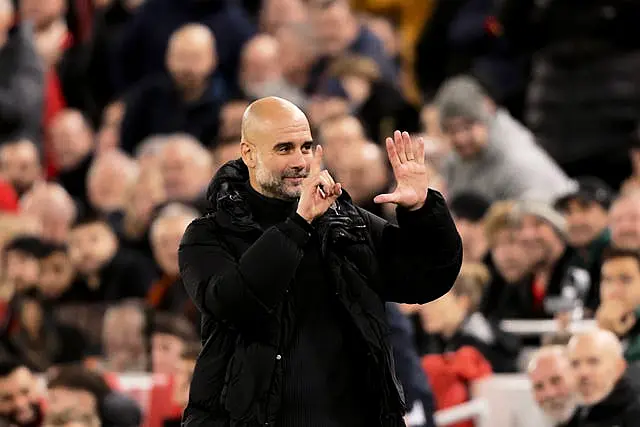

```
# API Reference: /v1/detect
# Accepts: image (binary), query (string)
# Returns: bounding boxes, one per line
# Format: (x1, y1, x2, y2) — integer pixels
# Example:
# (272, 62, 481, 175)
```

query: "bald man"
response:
(119, 24, 221, 154)
(179, 96, 462, 426)
(568, 328, 640, 425)
(528, 346, 579, 426)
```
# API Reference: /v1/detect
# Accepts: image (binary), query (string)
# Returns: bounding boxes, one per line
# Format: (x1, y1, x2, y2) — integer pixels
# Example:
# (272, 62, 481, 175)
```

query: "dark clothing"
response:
(566, 229, 610, 312)
(56, 153, 93, 213)
(578, 373, 640, 426)
(119, 75, 222, 153)
(58, 248, 157, 303)
(178, 160, 462, 427)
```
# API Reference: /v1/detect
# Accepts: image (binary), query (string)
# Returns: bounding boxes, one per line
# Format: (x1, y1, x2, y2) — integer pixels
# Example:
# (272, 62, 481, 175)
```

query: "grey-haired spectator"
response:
(450, 191, 490, 263)
(434, 75, 575, 203)
(20, 182, 77, 244)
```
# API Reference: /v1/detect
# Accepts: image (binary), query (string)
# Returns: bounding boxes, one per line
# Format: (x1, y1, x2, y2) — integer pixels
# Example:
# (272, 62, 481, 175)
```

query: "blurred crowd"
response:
(1, 0, 640, 426)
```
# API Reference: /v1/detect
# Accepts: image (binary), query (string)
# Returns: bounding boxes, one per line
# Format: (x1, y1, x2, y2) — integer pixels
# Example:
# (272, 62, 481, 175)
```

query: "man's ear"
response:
(240, 141, 256, 168)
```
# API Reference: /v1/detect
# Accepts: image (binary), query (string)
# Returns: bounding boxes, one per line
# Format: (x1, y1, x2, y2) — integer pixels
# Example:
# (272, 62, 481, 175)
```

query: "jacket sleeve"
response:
(178, 214, 312, 332)
(362, 189, 462, 304)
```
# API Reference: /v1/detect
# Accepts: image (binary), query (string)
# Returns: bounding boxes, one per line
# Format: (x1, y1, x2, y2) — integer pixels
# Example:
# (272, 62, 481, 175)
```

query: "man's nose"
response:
(290, 150, 307, 169)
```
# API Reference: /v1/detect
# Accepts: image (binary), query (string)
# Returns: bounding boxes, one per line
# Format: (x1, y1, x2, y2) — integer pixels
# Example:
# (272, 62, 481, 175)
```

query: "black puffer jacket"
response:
(178, 160, 462, 427)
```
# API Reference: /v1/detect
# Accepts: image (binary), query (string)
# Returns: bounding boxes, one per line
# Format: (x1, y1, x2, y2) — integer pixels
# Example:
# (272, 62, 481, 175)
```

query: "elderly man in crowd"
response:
(609, 192, 640, 251)
(20, 183, 77, 243)
(87, 150, 138, 215)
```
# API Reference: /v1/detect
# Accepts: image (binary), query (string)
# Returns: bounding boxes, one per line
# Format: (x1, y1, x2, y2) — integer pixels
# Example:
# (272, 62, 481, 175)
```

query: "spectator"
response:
(119, 24, 221, 154)
(86, 150, 138, 215)
(419, 262, 521, 372)
(239, 34, 306, 106)
(568, 328, 640, 424)
(449, 192, 490, 263)
(218, 100, 249, 142)
(0, 139, 43, 197)
(65, 213, 157, 302)
(38, 242, 75, 301)
(49, 109, 95, 209)
(150, 312, 197, 375)
(101, 300, 148, 373)
(3, 236, 46, 292)
(0, 0, 44, 144)
(317, 115, 367, 170)
(609, 192, 640, 251)
(527, 346, 579, 426)
(211, 138, 241, 173)
(259, 0, 306, 35)
(20, 183, 77, 244)
(274, 21, 318, 94)
(434, 75, 575, 203)
(133, 135, 168, 170)
(158, 134, 212, 209)
(0, 359, 43, 427)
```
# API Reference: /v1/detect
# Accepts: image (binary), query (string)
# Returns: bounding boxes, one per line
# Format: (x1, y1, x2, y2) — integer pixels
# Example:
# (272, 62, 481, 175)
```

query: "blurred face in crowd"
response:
(491, 228, 530, 283)
(96, 101, 124, 153)
(39, 250, 74, 300)
(560, 199, 609, 249)
(519, 214, 563, 266)
(419, 291, 468, 337)
(49, 110, 95, 171)
(275, 23, 316, 84)
(455, 217, 487, 263)
(47, 387, 97, 416)
(20, 184, 76, 244)
(0, 140, 42, 196)
(219, 101, 249, 141)
(318, 115, 366, 170)
(600, 256, 640, 313)
(68, 221, 118, 275)
(151, 333, 185, 375)
(212, 141, 241, 172)
(260, 0, 306, 34)
(331, 142, 388, 205)
(103, 306, 147, 372)
(126, 167, 166, 226)
(441, 117, 489, 160)
(241, 99, 313, 200)
(0, 367, 39, 427)
(240, 35, 283, 98)
(87, 152, 138, 214)
(160, 139, 212, 201)
(610, 196, 640, 250)
(528, 349, 578, 423)
(19, 0, 65, 29)
(569, 331, 625, 405)
(151, 215, 192, 277)
(4, 249, 39, 291)
(308, 0, 354, 56)
(166, 25, 216, 96)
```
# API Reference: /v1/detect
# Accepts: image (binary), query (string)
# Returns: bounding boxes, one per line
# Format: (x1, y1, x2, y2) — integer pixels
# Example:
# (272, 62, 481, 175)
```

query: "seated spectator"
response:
(449, 192, 490, 263)
(527, 346, 579, 426)
(134, 135, 169, 171)
(3, 236, 46, 292)
(433, 76, 575, 203)
(274, 21, 318, 94)
(64, 213, 157, 302)
(419, 263, 521, 372)
(0, 139, 43, 197)
(100, 300, 148, 373)
(555, 177, 613, 298)
(150, 312, 197, 375)
(119, 24, 222, 153)
(317, 115, 367, 169)
(87, 150, 138, 216)
(0, 359, 43, 427)
(0, 0, 44, 144)
(95, 101, 124, 154)
(609, 192, 640, 251)
(259, 0, 306, 35)
(20, 183, 77, 244)
(568, 328, 640, 424)
(38, 242, 75, 302)
(147, 203, 199, 324)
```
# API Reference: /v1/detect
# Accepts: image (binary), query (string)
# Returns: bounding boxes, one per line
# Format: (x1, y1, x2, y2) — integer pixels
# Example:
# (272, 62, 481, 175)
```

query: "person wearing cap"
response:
(433, 75, 575, 204)
(449, 191, 490, 263)
(555, 177, 613, 302)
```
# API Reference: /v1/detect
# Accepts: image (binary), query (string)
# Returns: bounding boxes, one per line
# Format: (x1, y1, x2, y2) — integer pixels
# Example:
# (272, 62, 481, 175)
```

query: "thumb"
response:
(373, 192, 399, 204)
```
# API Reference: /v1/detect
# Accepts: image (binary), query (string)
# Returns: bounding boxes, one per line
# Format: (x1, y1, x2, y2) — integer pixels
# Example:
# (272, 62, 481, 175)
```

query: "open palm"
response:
(374, 131, 429, 211)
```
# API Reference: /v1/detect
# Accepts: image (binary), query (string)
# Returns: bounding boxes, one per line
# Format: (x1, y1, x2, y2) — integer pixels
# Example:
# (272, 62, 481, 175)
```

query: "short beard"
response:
(255, 154, 306, 201)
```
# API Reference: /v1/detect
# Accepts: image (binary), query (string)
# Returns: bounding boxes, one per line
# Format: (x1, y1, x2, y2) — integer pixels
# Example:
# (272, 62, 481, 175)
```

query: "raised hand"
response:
(374, 131, 429, 211)
(296, 145, 342, 224)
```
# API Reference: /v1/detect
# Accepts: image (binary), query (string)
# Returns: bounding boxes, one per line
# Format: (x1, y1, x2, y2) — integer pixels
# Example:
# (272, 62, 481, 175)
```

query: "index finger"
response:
(311, 144, 323, 174)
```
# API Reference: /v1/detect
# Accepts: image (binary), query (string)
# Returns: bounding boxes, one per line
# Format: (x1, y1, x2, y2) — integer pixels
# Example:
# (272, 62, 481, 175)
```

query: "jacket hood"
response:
(205, 159, 250, 212)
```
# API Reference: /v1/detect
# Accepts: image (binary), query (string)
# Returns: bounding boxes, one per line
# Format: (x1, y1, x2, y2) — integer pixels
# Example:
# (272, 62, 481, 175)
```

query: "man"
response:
(179, 97, 462, 426)
(609, 192, 640, 251)
(0, 139, 43, 197)
(150, 312, 197, 375)
(20, 183, 77, 244)
(434, 76, 575, 203)
(568, 328, 640, 425)
(0, 359, 42, 427)
(527, 346, 579, 426)
(87, 150, 138, 215)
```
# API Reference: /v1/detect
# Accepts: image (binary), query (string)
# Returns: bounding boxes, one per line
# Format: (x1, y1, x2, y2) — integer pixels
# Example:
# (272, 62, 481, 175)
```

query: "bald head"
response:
(240, 97, 313, 200)
(49, 109, 94, 170)
(568, 328, 626, 405)
(88, 150, 138, 213)
(240, 35, 282, 95)
(160, 134, 212, 201)
(167, 24, 217, 95)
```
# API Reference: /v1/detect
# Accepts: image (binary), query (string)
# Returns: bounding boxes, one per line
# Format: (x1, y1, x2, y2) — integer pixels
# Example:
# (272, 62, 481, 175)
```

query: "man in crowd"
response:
(179, 96, 462, 426)
(0, 359, 43, 427)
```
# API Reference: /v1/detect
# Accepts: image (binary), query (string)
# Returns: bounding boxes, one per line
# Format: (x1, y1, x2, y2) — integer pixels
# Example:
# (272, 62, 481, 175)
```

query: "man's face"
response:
(529, 355, 577, 423)
(167, 37, 215, 93)
(455, 217, 486, 263)
(5, 249, 40, 291)
(151, 217, 189, 277)
(68, 222, 117, 275)
(600, 256, 640, 313)
(569, 338, 622, 405)
(610, 199, 640, 250)
(88, 160, 133, 213)
(103, 309, 146, 371)
(250, 122, 314, 200)
(47, 388, 96, 416)
(160, 145, 209, 201)
(441, 117, 488, 159)
(562, 199, 608, 248)
(491, 228, 530, 283)
(0, 141, 42, 196)
(39, 251, 74, 299)
(308, 0, 350, 56)
(49, 114, 93, 171)
(0, 367, 38, 426)
(519, 215, 561, 266)
(151, 333, 185, 374)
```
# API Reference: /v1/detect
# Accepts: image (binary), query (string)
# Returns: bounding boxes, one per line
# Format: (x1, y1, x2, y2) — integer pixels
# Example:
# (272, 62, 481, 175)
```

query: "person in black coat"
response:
(178, 97, 462, 427)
